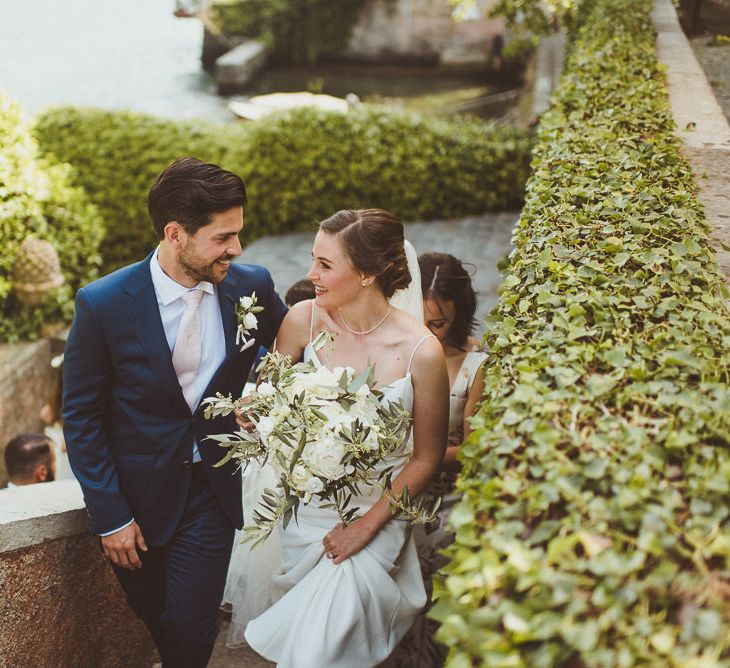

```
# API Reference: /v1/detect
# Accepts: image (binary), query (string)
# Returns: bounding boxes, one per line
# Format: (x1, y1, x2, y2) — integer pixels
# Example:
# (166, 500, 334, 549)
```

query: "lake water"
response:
(0, 0, 510, 123)
(0, 0, 231, 121)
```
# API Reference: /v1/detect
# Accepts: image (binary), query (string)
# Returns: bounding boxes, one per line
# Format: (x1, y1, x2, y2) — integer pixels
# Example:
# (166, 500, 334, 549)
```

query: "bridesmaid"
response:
(419, 252, 486, 464)
(393, 252, 487, 668)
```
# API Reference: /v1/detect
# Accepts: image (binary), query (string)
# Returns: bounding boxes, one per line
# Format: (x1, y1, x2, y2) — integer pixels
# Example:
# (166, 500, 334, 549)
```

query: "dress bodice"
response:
(303, 342, 415, 414)
(302, 340, 423, 474)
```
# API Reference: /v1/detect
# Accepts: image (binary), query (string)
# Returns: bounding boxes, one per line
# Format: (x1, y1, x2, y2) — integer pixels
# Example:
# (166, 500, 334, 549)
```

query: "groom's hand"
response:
(101, 521, 148, 570)
(234, 395, 255, 432)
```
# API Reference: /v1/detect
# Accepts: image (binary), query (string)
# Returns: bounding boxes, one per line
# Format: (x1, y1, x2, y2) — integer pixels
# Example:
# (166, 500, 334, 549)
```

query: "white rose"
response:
(350, 399, 380, 425)
(356, 383, 370, 397)
(327, 413, 355, 434)
(240, 295, 254, 309)
(291, 367, 338, 400)
(305, 477, 324, 494)
(310, 367, 340, 398)
(257, 382, 275, 397)
(289, 371, 317, 397)
(362, 427, 380, 451)
(243, 312, 258, 331)
(255, 415, 276, 442)
(302, 436, 347, 481)
(290, 464, 313, 492)
(319, 402, 346, 422)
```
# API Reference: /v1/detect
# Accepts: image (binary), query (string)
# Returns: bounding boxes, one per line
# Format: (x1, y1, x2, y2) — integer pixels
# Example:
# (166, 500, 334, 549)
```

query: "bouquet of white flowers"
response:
(203, 333, 438, 546)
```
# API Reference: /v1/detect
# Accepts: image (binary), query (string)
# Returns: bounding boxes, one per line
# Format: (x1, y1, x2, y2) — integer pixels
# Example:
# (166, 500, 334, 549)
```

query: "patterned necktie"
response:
(172, 289, 204, 412)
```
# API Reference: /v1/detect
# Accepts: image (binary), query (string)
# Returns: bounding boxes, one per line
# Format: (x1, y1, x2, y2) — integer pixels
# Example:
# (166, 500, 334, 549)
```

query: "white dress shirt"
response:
(100, 249, 227, 537)
(149, 247, 227, 460)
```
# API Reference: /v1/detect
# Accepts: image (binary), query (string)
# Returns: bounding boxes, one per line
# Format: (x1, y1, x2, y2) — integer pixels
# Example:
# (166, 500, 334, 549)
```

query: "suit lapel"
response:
(122, 253, 189, 413)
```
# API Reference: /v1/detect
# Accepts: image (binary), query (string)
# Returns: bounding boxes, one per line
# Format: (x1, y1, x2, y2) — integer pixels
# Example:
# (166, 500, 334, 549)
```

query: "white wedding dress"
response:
(232, 338, 429, 668)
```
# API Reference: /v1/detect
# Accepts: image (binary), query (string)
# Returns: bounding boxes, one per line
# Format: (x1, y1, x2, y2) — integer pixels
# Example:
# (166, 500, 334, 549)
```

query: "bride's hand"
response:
(323, 521, 374, 565)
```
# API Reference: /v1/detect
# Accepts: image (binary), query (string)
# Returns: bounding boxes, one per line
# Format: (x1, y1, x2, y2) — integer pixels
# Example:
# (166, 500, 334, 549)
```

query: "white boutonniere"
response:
(235, 292, 264, 351)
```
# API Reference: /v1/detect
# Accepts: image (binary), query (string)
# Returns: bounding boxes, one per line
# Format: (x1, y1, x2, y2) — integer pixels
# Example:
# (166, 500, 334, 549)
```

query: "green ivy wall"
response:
(433, 0, 730, 665)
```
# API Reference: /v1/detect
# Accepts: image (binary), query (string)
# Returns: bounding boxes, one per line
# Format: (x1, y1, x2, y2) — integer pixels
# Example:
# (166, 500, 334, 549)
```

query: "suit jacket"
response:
(62, 253, 288, 546)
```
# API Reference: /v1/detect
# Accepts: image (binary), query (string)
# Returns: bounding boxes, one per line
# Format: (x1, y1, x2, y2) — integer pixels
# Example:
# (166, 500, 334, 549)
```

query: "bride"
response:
(228, 208, 449, 667)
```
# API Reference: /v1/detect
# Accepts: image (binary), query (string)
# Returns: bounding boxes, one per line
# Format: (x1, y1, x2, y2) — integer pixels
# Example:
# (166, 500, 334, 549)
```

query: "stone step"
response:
(215, 39, 270, 94)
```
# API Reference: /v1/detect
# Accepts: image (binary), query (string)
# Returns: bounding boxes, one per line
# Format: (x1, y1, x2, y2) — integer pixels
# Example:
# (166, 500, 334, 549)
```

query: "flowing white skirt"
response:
(244, 498, 426, 668)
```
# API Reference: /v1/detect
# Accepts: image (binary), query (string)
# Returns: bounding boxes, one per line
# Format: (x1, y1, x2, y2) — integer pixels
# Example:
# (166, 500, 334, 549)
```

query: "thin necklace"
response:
(338, 305, 392, 336)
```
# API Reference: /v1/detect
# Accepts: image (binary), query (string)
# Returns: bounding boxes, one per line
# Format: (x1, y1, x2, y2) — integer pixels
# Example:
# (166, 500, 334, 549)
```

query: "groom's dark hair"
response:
(147, 157, 247, 239)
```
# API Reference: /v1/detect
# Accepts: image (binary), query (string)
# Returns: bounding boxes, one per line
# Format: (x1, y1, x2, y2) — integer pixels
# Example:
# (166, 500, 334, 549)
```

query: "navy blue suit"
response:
(63, 254, 287, 666)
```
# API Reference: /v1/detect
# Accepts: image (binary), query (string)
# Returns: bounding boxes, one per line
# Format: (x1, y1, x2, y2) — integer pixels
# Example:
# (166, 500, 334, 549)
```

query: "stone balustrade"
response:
(0, 480, 156, 667)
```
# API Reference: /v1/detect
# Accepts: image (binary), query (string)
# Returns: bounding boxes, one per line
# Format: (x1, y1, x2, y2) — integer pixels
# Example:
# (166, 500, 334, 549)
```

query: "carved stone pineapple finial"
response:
(12, 238, 64, 305)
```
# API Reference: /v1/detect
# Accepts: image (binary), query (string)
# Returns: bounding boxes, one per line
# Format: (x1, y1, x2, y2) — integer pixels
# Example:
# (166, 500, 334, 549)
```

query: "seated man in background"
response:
(284, 278, 315, 308)
(4, 433, 56, 487)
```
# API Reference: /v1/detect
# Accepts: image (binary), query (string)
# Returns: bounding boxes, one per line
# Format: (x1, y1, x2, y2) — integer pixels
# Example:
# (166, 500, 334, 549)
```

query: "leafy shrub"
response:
(34, 109, 238, 274)
(0, 96, 103, 342)
(35, 106, 530, 273)
(487, 0, 580, 34)
(432, 0, 730, 665)
(235, 107, 529, 231)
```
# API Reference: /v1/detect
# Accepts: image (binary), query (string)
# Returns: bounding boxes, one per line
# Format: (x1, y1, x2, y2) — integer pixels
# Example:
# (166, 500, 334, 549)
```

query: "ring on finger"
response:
(326, 551, 334, 559)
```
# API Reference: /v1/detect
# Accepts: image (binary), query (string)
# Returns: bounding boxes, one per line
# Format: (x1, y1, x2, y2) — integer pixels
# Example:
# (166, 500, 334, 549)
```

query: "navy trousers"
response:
(112, 465, 234, 668)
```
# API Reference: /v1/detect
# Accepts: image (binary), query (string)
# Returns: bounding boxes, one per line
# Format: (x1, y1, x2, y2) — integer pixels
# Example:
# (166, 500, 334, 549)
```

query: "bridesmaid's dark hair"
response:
(419, 252, 477, 349)
(319, 209, 411, 299)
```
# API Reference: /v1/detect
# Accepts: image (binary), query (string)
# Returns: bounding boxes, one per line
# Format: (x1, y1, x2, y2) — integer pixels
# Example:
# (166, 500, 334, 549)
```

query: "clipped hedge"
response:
(35, 106, 530, 272)
(433, 0, 730, 665)
(0, 96, 102, 342)
(34, 110, 237, 274)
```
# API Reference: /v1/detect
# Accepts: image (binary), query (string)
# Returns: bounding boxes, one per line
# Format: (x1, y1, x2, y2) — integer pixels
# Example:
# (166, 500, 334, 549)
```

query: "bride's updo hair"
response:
(319, 209, 411, 299)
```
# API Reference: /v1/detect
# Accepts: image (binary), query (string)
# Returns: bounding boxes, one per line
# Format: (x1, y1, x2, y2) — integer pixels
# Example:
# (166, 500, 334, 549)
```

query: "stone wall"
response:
(0, 339, 58, 486)
(205, 0, 506, 68)
(345, 0, 505, 65)
(0, 481, 157, 667)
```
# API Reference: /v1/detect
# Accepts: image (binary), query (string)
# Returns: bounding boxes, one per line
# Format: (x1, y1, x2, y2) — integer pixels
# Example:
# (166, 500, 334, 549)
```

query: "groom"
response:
(63, 157, 288, 667)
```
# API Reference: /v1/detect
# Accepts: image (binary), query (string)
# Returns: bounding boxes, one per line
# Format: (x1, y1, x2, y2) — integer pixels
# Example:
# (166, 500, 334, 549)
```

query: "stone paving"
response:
(209, 617, 274, 668)
(691, 36, 730, 123)
(653, 0, 730, 294)
(236, 212, 519, 337)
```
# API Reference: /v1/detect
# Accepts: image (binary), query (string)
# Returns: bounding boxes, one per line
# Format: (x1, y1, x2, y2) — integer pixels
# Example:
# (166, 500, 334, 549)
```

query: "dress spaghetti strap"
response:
(309, 300, 316, 343)
(407, 334, 436, 374)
